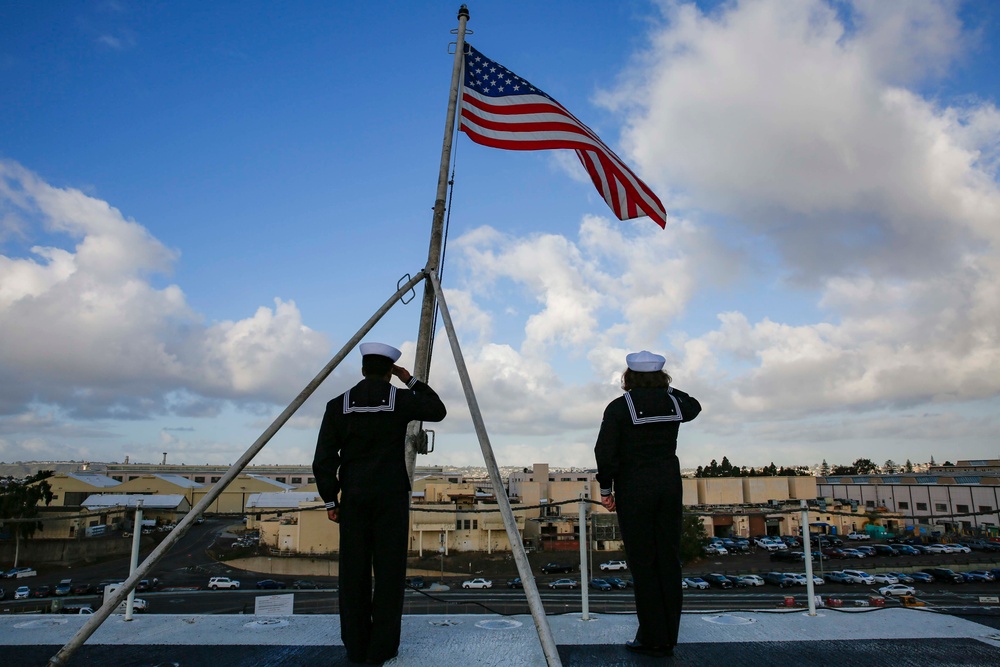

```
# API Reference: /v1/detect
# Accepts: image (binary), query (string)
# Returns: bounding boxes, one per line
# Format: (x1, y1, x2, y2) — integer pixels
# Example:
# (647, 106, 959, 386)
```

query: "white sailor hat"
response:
(359, 342, 402, 362)
(626, 350, 666, 372)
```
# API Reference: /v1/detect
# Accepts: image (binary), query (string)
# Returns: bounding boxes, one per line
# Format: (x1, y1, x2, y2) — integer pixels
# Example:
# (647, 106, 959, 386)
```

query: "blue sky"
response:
(2, 0, 1000, 471)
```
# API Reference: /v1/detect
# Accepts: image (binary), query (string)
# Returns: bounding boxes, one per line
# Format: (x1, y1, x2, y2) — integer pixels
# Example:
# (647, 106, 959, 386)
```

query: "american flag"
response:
(459, 44, 666, 228)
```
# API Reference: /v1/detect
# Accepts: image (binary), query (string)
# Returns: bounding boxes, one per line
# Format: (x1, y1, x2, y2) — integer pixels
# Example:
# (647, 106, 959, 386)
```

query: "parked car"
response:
(847, 532, 870, 541)
(754, 537, 783, 552)
(908, 571, 934, 584)
(462, 578, 493, 589)
(292, 580, 319, 589)
(702, 573, 734, 589)
(871, 573, 899, 585)
(604, 577, 630, 589)
(823, 571, 855, 585)
(840, 569, 875, 585)
(840, 548, 866, 558)
(405, 577, 426, 590)
(541, 562, 575, 574)
(950, 544, 972, 554)
(207, 577, 240, 590)
(890, 545, 920, 556)
(762, 572, 796, 588)
(822, 548, 846, 559)
(682, 577, 709, 590)
(962, 571, 995, 583)
(255, 579, 287, 590)
(924, 544, 951, 554)
(114, 598, 147, 613)
(854, 546, 876, 557)
(547, 578, 578, 589)
(872, 545, 897, 557)
(879, 583, 916, 597)
(770, 550, 803, 562)
(886, 571, 915, 584)
(790, 573, 824, 586)
(921, 568, 964, 584)
(31, 585, 52, 598)
(71, 582, 96, 595)
(599, 560, 628, 572)
(703, 544, 729, 556)
(506, 578, 523, 589)
(15, 585, 31, 599)
(4, 567, 37, 579)
(53, 580, 73, 596)
(733, 574, 765, 587)
(589, 578, 612, 591)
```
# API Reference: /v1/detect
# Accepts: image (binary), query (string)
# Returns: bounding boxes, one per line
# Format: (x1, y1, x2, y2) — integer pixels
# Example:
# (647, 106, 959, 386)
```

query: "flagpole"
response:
(406, 4, 470, 482)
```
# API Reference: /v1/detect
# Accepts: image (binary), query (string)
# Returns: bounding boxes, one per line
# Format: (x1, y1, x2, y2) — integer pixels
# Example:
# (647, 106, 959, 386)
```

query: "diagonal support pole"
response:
(427, 271, 563, 667)
(46, 270, 427, 667)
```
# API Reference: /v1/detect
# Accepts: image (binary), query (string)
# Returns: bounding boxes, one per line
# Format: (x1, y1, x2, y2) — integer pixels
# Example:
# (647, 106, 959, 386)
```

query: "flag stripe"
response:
(459, 45, 666, 228)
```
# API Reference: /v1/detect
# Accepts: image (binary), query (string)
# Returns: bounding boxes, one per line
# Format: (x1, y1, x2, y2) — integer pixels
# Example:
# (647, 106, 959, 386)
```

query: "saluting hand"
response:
(392, 365, 413, 384)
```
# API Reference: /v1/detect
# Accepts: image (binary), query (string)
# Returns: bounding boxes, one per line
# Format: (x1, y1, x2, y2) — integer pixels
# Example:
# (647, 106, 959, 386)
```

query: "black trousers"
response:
(615, 483, 683, 648)
(338, 489, 410, 663)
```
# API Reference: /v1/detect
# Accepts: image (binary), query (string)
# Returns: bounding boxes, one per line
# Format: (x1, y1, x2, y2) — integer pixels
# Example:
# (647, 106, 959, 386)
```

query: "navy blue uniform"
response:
(595, 386, 701, 650)
(313, 376, 446, 664)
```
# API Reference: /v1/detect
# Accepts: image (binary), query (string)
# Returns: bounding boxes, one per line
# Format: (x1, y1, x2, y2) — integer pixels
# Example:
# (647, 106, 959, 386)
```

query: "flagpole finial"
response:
(458, 4, 469, 20)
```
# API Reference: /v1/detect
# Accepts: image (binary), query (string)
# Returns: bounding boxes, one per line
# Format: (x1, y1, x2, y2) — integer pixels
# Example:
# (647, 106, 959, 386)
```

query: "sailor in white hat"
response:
(313, 341, 447, 664)
(594, 350, 702, 658)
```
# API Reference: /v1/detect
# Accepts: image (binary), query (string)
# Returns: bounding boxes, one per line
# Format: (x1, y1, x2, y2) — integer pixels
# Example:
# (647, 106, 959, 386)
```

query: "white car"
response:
(207, 577, 240, 590)
(791, 573, 824, 586)
(872, 573, 899, 585)
(949, 544, 971, 554)
(462, 578, 493, 589)
(681, 579, 688, 589)
(15, 586, 30, 599)
(600, 560, 628, 571)
(682, 577, 709, 590)
(703, 544, 728, 556)
(114, 598, 148, 613)
(841, 569, 875, 585)
(847, 532, 870, 541)
(879, 583, 916, 597)
(735, 574, 765, 587)
(840, 548, 866, 558)
(924, 544, 950, 554)
(754, 538, 783, 552)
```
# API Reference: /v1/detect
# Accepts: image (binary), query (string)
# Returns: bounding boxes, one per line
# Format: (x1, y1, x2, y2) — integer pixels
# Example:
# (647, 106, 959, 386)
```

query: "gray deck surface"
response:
(3, 608, 1000, 666)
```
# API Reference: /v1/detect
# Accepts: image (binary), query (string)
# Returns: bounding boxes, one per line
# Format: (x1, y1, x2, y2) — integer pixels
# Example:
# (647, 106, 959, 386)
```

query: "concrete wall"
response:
(0, 535, 145, 565)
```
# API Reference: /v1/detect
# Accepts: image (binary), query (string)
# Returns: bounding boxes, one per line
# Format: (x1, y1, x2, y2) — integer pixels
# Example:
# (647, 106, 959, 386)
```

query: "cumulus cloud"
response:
(435, 0, 1000, 465)
(0, 160, 331, 424)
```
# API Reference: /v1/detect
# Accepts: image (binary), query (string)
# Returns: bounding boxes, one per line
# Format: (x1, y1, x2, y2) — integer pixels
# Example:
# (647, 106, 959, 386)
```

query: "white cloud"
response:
(0, 161, 331, 423)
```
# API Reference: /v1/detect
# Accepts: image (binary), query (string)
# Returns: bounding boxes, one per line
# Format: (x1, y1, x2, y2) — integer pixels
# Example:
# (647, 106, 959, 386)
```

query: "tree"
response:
(904, 459, 913, 473)
(719, 457, 734, 476)
(679, 514, 709, 564)
(0, 471, 54, 566)
(853, 458, 879, 475)
(883, 459, 897, 474)
(820, 459, 830, 476)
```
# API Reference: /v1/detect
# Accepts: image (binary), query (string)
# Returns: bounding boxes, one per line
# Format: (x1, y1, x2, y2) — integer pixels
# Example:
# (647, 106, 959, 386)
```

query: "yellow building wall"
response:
(697, 478, 745, 505)
(45, 475, 122, 507)
(742, 477, 791, 504)
(787, 476, 818, 499)
(682, 478, 698, 506)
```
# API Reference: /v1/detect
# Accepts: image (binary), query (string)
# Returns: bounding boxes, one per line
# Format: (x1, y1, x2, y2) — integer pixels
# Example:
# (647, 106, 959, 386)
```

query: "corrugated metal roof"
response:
(881, 476, 901, 484)
(916, 476, 937, 483)
(67, 473, 121, 488)
(81, 494, 187, 509)
(245, 491, 321, 508)
(153, 474, 204, 488)
(954, 476, 981, 484)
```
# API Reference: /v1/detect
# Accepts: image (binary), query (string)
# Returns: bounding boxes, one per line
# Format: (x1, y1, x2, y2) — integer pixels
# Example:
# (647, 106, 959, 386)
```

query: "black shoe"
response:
(625, 640, 673, 657)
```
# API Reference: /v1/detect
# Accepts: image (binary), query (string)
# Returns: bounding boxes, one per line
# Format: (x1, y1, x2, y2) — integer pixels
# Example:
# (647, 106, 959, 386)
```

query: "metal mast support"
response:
(405, 4, 470, 482)
(428, 272, 563, 667)
(46, 272, 426, 667)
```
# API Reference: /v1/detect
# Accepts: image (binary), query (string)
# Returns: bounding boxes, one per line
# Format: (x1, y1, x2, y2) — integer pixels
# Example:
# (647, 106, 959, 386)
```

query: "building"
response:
(818, 473, 1000, 537)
